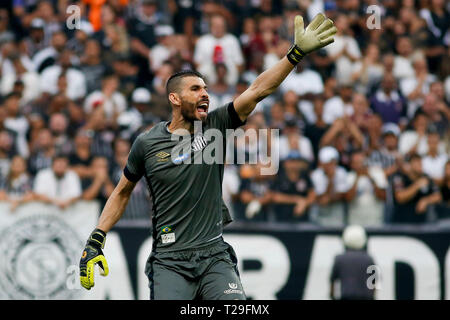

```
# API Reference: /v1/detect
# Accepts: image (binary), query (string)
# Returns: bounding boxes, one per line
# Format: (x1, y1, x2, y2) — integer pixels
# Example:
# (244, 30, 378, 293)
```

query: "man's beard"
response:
(180, 101, 207, 123)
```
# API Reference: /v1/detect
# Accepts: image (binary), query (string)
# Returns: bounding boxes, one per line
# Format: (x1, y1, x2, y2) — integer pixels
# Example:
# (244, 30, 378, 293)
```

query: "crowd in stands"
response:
(0, 0, 449, 227)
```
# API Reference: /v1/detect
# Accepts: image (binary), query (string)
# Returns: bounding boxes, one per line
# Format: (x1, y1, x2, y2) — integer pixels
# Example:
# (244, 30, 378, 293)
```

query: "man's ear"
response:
(168, 92, 180, 107)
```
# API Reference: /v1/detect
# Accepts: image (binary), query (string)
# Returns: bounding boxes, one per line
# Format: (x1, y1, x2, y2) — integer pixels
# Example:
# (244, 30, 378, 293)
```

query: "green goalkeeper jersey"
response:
(124, 102, 245, 252)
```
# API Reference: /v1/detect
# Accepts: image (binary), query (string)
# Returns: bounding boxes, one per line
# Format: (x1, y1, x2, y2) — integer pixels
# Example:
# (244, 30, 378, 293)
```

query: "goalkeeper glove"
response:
(287, 13, 337, 65)
(80, 228, 109, 290)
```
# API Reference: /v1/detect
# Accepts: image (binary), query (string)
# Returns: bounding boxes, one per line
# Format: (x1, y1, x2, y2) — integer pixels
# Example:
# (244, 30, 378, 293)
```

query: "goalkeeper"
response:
(79, 14, 336, 300)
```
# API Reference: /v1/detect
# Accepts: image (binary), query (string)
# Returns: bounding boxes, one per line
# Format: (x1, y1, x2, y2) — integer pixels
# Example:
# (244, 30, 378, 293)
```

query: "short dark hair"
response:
(166, 70, 205, 97)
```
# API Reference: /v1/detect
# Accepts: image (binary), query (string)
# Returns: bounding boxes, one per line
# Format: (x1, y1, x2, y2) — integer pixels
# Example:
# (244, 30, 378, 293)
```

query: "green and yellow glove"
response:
(80, 228, 109, 290)
(287, 13, 337, 65)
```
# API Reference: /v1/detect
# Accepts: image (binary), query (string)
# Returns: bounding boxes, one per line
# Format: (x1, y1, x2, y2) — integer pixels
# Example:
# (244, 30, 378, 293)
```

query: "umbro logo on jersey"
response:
(191, 134, 207, 152)
(156, 151, 170, 162)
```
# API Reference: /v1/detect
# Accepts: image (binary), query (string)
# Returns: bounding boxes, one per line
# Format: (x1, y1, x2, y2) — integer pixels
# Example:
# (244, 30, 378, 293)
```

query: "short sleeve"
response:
(124, 134, 146, 182)
(207, 102, 246, 134)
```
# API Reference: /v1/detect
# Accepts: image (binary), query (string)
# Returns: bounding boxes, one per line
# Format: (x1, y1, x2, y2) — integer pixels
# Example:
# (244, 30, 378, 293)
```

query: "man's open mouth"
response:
(197, 102, 209, 114)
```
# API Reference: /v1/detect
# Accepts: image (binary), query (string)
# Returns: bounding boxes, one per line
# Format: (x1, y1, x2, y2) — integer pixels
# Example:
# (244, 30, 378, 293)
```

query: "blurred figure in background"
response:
(311, 146, 349, 227)
(33, 154, 82, 209)
(270, 151, 315, 223)
(392, 153, 442, 224)
(0, 155, 35, 211)
(330, 225, 376, 300)
(345, 150, 387, 227)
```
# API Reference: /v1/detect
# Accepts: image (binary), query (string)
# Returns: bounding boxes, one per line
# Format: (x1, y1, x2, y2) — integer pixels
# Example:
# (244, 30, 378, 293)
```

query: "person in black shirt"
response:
(437, 160, 450, 221)
(392, 153, 442, 224)
(270, 150, 315, 222)
(330, 225, 376, 300)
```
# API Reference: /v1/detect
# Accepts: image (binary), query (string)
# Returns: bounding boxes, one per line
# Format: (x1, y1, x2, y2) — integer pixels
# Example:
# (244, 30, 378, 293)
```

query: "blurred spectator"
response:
(324, 14, 361, 86)
(399, 110, 446, 156)
(0, 129, 17, 179)
(108, 137, 152, 222)
(419, 0, 449, 73)
(79, 38, 107, 93)
(149, 24, 175, 72)
(28, 128, 55, 176)
(194, 13, 244, 86)
(69, 129, 95, 190)
(400, 56, 437, 118)
(320, 117, 364, 164)
(117, 87, 152, 139)
(40, 48, 87, 101)
(0, 9, 15, 44)
(436, 160, 450, 221)
(420, 92, 450, 136)
(345, 150, 387, 227)
(33, 154, 82, 209)
(127, 0, 167, 86)
(80, 156, 114, 210)
(392, 154, 442, 224)
(150, 61, 174, 121)
(0, 155, 35, 211)
(270, 151, 315, 223)
(3, 92, 29, 158)
(0, 50, 40, 104)
(280, 63, 324, 98)
(304, 96, 329, 162)
(22, 18, 48, 58)
(277, 117, 314, 163)
(83, 71, 127, 124)
(32, 30, 67, 73)
(66, 20, 94, 57)
(222, 163, 240, 220)
(351, 43, 384, 94)
(208, 63, 236, 112)
(330, 225, 376, 300)
(311, 146, 349, 227)
(368, 123, 403, 178)
(322, 85, 353, 125)
(237, 164, 273, 222)
(422, 129, 448, 184)
(369, 73, 407, 125)
(49, 113, 73, 156)
(393, 36, 417, 81)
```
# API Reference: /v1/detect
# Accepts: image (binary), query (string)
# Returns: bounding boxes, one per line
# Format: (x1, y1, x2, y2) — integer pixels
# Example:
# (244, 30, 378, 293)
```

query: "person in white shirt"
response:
(33, 155, 82, 209)
(311, 146, 350, 227)
(392, 36, 416, 81)
(193, 14, 244, 86)
(422, 130, 448, 184)
(345, 150, 387, 227)
(0, 51, 40, 105)
(149, 25, 175, 72)
(84, 72, 127, 123)
(322, 85, 354, 125)
(399, 111, 446, 156)
(117, 87, 151, 139)
(400, 56, 437, 118)
(324, 14, 361, 86)
(39, 48, 87, 101)
(277, 117, 314, 163)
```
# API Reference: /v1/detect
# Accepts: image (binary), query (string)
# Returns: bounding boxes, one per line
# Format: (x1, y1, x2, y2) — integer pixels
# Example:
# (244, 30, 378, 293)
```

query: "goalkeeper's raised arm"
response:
(234, 13, 337, 121)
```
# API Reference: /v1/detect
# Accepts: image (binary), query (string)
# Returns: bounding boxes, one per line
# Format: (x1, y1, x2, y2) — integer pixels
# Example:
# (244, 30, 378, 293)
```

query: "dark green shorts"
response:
(145, 239, 246, 300)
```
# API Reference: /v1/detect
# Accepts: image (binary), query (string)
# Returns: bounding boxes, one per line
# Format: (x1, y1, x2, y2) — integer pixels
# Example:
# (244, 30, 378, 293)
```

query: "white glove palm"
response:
(294, 13, 337, 55)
